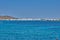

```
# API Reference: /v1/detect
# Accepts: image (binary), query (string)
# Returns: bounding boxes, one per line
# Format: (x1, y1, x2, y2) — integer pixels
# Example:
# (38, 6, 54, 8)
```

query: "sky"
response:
(0, 0, 60, 18)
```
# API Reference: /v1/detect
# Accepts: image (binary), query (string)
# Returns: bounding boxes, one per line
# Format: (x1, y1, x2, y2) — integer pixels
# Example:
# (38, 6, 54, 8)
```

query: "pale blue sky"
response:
(0, 0, 60, 18)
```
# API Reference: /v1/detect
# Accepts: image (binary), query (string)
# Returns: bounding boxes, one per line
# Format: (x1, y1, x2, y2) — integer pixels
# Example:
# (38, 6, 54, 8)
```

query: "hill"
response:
(0, 16, 17, 19)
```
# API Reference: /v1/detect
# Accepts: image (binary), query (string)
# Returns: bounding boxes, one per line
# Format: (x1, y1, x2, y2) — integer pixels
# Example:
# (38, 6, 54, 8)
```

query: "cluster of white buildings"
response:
(0, 18, 60, 21)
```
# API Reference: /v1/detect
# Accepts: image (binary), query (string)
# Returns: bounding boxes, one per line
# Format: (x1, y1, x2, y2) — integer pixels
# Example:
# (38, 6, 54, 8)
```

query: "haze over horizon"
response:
(0, 0, 60, 18)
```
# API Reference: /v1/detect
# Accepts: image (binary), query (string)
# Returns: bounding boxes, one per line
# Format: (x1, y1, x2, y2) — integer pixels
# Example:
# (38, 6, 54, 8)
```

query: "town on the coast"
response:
(0, 16, 60, 21)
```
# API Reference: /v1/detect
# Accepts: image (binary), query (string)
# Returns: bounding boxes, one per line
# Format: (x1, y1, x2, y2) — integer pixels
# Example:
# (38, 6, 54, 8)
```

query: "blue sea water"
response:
(0, 20, 60, 40)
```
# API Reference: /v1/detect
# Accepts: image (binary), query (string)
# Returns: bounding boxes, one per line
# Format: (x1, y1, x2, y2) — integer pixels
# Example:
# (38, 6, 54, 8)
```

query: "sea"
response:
(0, 20, 60, 40)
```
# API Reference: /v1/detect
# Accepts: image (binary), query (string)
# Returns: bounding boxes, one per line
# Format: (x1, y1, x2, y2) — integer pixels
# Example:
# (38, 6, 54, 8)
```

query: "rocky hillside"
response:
(0, 16, 17, 19)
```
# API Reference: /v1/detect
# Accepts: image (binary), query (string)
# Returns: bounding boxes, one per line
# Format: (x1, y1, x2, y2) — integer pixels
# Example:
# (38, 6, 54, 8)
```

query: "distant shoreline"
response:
(0, 16, 60, 21)
(0, 19, 60, 21)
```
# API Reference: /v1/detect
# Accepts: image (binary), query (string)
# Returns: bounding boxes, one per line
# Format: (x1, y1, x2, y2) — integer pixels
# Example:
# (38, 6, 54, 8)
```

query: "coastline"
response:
(0, 18, 60, 21)
(0, 16, 60, 21)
